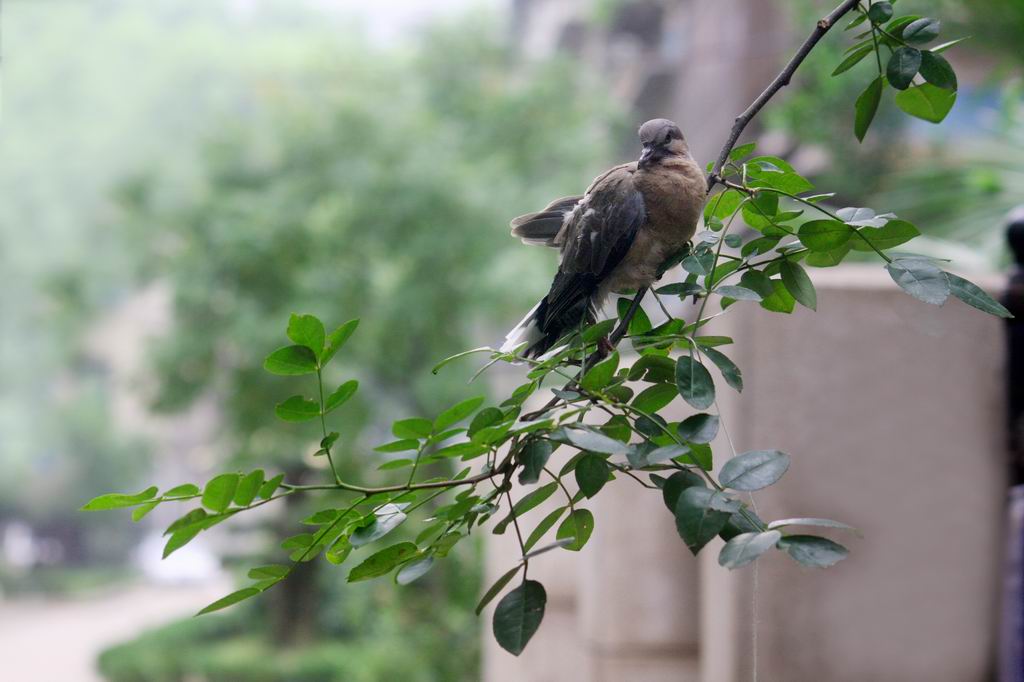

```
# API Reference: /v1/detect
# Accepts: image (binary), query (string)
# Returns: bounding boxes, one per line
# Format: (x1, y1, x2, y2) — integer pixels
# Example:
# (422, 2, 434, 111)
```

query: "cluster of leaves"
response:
(82, 294, 867, 656)
(838, 2, 963, 141)
(83, 0, 1012, 659)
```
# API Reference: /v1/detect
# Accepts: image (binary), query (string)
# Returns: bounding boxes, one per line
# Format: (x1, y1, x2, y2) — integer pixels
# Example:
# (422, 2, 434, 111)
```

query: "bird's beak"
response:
(639, 144, 654, 165)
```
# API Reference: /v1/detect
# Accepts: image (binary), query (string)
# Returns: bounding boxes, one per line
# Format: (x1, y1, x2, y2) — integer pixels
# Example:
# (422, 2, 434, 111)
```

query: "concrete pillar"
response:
(703, 265, 1006, 682)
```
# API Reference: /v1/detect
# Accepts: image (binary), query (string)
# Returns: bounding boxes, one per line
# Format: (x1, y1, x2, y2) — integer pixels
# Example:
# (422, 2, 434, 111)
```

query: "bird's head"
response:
(637, 118, 689, 168)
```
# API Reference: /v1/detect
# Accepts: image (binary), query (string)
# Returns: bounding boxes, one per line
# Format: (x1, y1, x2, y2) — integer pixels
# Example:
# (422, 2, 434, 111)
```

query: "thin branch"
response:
(709, 0, 861, 184)
(283, 454, 513, 495)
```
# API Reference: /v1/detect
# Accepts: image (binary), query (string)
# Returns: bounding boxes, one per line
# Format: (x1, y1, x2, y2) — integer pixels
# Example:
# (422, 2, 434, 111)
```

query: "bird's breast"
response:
(634, 159, 706, 249)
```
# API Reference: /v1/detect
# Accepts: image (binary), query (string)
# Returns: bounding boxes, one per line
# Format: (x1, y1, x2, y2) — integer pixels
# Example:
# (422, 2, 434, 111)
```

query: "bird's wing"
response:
(540, 164, 645, 331)
(510, 195, 583, 246)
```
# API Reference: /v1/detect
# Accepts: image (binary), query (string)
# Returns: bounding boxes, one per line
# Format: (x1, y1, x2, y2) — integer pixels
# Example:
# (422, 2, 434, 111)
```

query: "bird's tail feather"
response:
(500, 300, 545, 355)
(500, 296, 596, 359)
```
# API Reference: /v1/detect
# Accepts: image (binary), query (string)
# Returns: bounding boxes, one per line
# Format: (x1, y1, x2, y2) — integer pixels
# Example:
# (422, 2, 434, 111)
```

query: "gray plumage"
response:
(503, 119, 706, 357)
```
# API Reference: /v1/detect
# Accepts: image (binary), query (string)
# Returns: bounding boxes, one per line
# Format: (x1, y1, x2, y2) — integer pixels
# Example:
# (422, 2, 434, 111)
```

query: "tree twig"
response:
(708, 0, 861, 184)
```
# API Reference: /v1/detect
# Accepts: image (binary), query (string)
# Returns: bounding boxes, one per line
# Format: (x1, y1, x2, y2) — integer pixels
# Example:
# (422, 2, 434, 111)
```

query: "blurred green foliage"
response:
(99, 545, 482, 682)
(0, 0, 362, 564)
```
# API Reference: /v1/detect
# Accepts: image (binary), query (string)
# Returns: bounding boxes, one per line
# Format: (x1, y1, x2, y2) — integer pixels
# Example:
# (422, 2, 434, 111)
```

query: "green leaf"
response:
(321, 319, 359, 366)
(132, 501, 159, 522)
(274, 395, 320, 422)
(575, 454, 609, 498)
(919, 51, 957, 90)
(258, 474, 284, 500)
(699, 346, 743, 392)
(719, 531, 782, 569)
(849, 220, 920, 251)
(432, 441, 489, 460)
(468, 407, 505, 438)
(233, 470, 265, 507)
(281, 532, 315, 551)
(832, 45, 874, 76)
(493, 580, 547, 656)
(661, 470, 706, 511)
(675, 355, 715, 410)
(845, 11, 868, 30)
(523, 538, 576, 559)
(201, 474, 241, 513)
(164, 484, 200, 498)
(719, 450, 790, 491)
(715, 285, 762, 302)
(325, 536, 353, 565)
(581, 319, 617, 343)
(561, 426, 628, 455)
(886, 258, 950, 305)
(677, 413, 720, 444)
(396, 557, 435, 585)
(931, 37, 968, 54)
(759, 280, 796, 315)
(895, 83, 956, 123)
(778, 535, 849, 568)
(263, 345, 318, 376)
(727, 142, 756, 162)
(378, 458, 413, 471)
(393, 418, 433, 439)
(675, 487, 741, 554)
(632, 443, 689, 468)
(347, 542, 419, 582)
(82, 486, 159, 511)
(580, 351, 619, 392)
(556, 509, 594, 551)
(524, 507, 567, 552)
(945, 273, 1013, 318)
(374, 439, 420, 453)
(854, 77, 884, 142)
(799, 220, 851, 251)
(476, 565, 523, 615)
(619, 299, 652, 335)
(886, 47, 921, 90)
(286, 314, 325, 358)
(867, 1, 892, 24)
(768, 517, 858, 533)
(518, 439, 553, 485)
(323, 380, 358, 413)
(197, 587, 261, 616)
(163, 527, 202, 558)
(632, 383, 677, 413)
(700, 187, 741, 222)
(248, 564, 290, 581)
(780, 261, 817, 311)
(837, 206, 888, 227)
(435, 396, 485, 431)
(886, 15, 921, 35)
(738, 270, 775, 299)
(805, 243, 852, 268)
(350, 504, 407, 546)
(493, 483, 560, 534)
(902, 17, 940, 45)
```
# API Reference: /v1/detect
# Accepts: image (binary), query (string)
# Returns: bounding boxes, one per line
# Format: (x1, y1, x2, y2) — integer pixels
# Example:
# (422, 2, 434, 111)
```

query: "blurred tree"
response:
(0, 0, 360, 569)
(97, 6, 622, 680)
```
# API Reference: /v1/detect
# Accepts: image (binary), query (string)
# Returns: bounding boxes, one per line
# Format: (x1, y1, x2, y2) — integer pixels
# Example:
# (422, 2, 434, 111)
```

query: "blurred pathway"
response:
(0, 581, 229, 682)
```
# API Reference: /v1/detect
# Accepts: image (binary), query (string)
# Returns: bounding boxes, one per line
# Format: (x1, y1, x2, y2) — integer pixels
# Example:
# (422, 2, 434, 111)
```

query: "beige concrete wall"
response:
(483, 265, 1008, 681)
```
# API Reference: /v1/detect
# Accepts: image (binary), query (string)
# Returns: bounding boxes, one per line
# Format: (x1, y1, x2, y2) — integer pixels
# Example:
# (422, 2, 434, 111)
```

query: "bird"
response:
(501, 118, 707, 358)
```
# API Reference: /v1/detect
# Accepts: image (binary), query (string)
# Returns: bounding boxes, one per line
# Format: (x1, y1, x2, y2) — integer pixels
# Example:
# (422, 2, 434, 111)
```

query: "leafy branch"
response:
(83, 0, 1011, 658)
